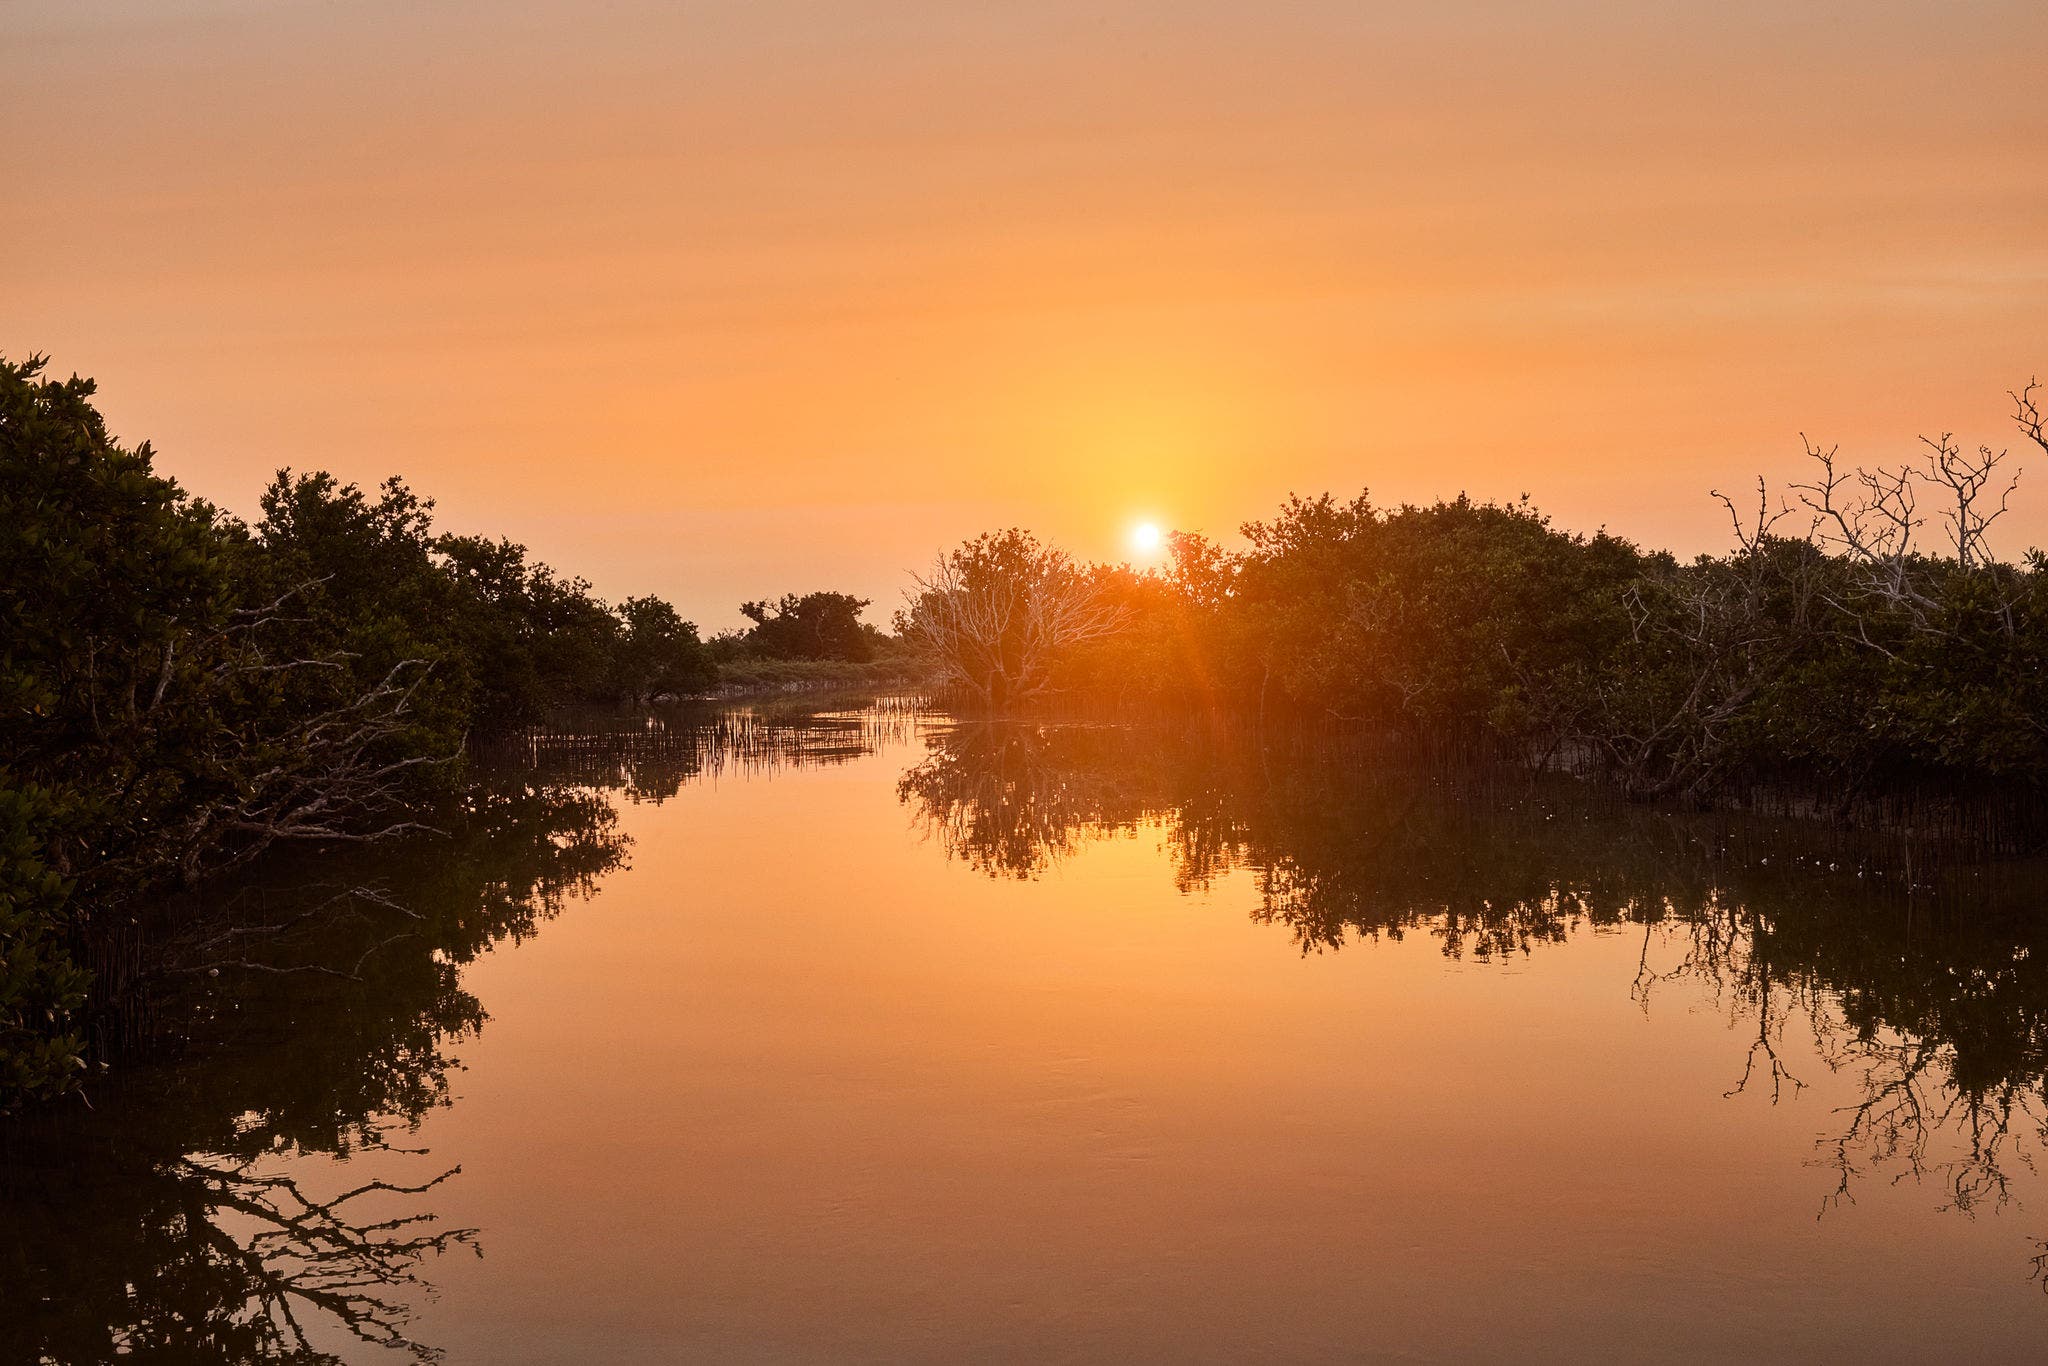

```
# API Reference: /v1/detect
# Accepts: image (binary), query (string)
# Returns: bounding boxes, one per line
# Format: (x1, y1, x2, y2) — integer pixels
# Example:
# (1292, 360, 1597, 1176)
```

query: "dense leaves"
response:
(1, 358, 246, 1096)
(912, 385, 2048, 814)
(0, 355, 711, 1107)
(742, 591, 873, 661)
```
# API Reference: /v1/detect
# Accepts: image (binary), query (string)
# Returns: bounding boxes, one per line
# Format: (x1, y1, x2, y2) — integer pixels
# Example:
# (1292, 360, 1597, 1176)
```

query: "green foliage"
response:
(255, 469, 476, 780)
(735, 590, 879, 662)
(1228, 494, 1645, 745)
(933, 467, 2048, 809)
(0, 781, 88, 1105)
(616, 594, 716, 700)
(1053, 495, 1646, 755)
(1588, 539, 2048, 799)
(0, 355, 240, 1105)
(0, 354, 716, 1108)
(0, 355, 245, 885)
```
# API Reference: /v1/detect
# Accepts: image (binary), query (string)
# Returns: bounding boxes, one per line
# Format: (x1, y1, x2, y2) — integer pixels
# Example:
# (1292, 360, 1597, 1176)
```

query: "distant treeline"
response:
(901, 379, 2048, 812)
(0, 355, 893, 1104)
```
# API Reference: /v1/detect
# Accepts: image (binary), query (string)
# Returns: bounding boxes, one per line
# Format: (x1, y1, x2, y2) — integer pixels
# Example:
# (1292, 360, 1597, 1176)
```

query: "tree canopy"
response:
(0, 355, 715, 1106)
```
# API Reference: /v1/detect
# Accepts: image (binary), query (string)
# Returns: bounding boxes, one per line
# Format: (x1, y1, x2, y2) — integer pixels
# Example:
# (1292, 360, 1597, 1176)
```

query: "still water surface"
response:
(9, 701, 2048, 1362)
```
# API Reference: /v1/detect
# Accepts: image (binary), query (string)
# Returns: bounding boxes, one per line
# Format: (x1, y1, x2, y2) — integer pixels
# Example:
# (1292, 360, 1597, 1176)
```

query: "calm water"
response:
(9, 701, 2048, 1362)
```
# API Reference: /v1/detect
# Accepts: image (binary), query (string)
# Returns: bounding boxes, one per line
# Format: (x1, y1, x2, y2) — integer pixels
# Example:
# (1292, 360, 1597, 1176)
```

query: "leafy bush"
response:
(0, 355, 717, 1106)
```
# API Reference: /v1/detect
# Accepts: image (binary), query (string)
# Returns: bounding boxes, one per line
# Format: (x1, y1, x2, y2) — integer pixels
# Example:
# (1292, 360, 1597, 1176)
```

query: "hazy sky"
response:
(9, 1, 2045, 628)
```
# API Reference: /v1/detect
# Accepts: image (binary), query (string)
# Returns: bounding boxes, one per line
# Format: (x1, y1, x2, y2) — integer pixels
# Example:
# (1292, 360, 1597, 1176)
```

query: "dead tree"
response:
(1595, 491, 1821, 801)
(900, 530, 1129, 710)
(1786, 391, 2029, 640)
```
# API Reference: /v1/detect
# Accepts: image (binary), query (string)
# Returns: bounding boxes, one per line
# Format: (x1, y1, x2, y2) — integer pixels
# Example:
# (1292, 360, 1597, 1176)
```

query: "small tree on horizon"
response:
(738, 590, 876, 662)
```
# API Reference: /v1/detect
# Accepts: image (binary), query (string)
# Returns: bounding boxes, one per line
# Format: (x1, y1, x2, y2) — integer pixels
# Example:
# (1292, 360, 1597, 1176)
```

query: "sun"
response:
(1130, 521, 1164, 555)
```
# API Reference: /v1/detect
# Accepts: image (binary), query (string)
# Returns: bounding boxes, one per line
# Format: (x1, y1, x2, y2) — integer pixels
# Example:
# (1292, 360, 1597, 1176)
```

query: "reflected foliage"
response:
(897, 723, 1163, 879)
(5, 1137, 476, 1365)
(486, 698, 929, 804)
(0, 781, 626, 1363)
(0, 703, 931, 1362)
(901, 716, 2048, 1273)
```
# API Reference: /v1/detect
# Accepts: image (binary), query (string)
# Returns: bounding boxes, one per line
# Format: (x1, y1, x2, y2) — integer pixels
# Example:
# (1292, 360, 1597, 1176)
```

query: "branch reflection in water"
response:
(1, 699, 925, 1363)
(898, 715, 2048, 1278)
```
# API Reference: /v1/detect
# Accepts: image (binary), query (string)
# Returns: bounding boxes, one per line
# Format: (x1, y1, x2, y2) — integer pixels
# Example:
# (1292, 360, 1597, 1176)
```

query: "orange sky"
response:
(9, 2, 2045, 629)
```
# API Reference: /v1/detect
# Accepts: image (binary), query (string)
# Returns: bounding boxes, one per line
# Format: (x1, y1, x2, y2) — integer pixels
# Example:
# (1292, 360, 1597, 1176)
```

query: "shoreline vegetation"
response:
(700, 656, 928, 698)
(897, 379, 2048, 822)
(6, 351, 2048, 1107)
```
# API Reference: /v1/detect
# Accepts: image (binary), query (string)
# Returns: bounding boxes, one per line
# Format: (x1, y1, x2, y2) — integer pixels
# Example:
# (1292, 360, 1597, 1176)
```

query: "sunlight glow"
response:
(1130, 521, 1164, 555)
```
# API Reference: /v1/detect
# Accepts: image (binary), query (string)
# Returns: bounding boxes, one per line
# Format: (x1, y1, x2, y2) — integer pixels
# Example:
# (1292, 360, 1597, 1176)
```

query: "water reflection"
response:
(14, 704, 2048, 1362)
(1, 783, 624, 1362)
(900, 718, 2048, 1265)
(3, 704, 929, 1364)
(489, 698, 928, 802)
(7, 1135, 474, 1364)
